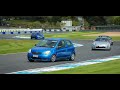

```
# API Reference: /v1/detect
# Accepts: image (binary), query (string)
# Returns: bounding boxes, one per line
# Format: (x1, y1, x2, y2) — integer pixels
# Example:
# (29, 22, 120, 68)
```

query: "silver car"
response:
(98, 35, 113, 45)
(92, 37, 111, 51)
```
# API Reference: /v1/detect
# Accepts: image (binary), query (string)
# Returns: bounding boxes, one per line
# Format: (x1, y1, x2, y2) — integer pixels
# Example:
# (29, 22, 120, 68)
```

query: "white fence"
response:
(0, 28, 43, 35)
(0, 28, 76, 35)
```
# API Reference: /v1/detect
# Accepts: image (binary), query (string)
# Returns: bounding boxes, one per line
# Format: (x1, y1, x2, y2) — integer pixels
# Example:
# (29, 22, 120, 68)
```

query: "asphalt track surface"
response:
(0, 39, 120, 74)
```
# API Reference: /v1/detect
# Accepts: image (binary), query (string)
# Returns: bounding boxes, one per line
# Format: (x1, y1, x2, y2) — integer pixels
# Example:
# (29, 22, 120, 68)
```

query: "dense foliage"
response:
(0, 16, 120, 28)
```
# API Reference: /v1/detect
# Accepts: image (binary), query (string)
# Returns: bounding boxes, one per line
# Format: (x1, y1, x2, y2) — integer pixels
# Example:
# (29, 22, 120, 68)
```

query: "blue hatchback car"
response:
(27, 38, 75, 62)
(31, 32, 44, 40)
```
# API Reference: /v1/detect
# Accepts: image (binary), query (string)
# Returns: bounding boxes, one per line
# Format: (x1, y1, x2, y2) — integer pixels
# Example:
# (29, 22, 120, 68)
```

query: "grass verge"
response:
(44, 32, 120, 40)
(42, 59, 120, 74)
(0, 39, 39, 54)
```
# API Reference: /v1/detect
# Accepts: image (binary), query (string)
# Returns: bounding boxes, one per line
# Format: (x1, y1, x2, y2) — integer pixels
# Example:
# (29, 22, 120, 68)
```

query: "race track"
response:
(0, 40, 120, 74)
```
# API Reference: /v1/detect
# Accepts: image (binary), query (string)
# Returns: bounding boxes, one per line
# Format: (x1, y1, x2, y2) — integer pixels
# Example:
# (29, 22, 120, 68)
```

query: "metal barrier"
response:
(1, 27, 120, 35)
(0, 28, 77, 35)
(0, 28, 43, 35)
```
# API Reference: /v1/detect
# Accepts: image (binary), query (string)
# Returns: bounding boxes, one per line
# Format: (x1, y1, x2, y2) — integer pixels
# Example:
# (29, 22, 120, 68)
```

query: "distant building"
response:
(61, 20, 72, 26)
(61, 20, 81, 31)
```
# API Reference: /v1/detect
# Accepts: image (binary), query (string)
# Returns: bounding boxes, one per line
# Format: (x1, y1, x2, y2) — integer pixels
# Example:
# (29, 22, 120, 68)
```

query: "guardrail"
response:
(0, 28, 77, 35)
(1, 28, 120, 35)
(0, 28, 43, 35)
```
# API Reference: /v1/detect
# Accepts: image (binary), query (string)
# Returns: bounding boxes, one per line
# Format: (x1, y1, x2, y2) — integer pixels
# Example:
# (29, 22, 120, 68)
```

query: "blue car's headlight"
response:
(28, 49, 31, 53)
(43, 51, 51, 55)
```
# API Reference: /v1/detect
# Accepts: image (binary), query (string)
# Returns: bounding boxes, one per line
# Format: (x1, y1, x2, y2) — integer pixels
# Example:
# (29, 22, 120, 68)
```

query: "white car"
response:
(98, 35, 113, 45)
(92, 37, 111, 51)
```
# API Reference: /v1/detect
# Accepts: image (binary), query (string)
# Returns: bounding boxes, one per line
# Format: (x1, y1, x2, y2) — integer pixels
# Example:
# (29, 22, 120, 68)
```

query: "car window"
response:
(95, 38, 108, 41)
(95, 38, 101, 41)
(66, 40, 72, 47)
(36, 40, 57, 48)
(58, 40, 66, 48)
(46, 40, 58, 48)
(102, 38, 108, 41)
(32, 33, 36, 35)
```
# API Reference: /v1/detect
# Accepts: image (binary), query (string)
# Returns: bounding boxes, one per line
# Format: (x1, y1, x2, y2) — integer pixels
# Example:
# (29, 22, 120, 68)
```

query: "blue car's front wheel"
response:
(51, 55, 56, 62)
(69, 53, 75, 61)
(28, 59, 34, 62)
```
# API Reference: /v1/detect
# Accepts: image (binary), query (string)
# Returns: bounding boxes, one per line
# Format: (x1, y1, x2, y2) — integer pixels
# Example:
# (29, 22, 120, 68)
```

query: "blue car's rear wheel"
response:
(51, 55, 56, 62)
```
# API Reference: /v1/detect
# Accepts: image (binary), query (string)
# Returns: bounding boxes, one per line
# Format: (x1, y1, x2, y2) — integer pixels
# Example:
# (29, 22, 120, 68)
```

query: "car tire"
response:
(111, 42, 113, 45)
(69, 53, 75, 61)
(28, 59, 34, 62)
(51, 55, 56, 62)
(108, 48, 111, 51)
(107, 47, 111, 51)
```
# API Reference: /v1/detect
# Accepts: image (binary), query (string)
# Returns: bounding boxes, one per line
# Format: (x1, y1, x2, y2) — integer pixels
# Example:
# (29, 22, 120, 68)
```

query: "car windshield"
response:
(95, 38, 108, 42)
(99, 36, 111, 39)
(36, 40, 58, 48)
(32, 33, 42, 35)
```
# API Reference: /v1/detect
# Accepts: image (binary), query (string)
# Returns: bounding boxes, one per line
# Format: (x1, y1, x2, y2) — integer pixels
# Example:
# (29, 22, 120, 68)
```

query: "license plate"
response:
(33, 55, 38, 57)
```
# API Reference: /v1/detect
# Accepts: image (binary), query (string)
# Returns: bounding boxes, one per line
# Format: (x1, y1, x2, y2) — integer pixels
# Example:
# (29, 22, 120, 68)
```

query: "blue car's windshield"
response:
(95, 38, 108, 41)
(36, 40, 58, 48)
(32, 33, 43, 36)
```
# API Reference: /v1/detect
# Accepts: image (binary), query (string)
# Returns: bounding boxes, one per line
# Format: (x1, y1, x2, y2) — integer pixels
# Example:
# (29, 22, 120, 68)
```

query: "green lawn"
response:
(44, 32, 120, 40)
(42, 59, 120, 74)
(0, 39, 39, 54)
(44, 32, 102, 40)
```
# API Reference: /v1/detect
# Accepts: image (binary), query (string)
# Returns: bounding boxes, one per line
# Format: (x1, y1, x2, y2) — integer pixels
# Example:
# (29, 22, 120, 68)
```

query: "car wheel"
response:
(28, 59, 34, 62)
(107, 47, 111, 51)
(51, 55, 56, 62)
(111, 42, 113, 45)
(108, 48, 111, 51)
(69, 53, 75, 61)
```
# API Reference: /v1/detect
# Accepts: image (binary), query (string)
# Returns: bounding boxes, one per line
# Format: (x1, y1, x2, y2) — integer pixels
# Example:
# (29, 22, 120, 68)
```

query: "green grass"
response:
(44, 32, 101, 40)
(0, 39, 39, 54)
(42, 59, 120, 74)
(112, 36, 120, 41)
(44, 32, 120, 40)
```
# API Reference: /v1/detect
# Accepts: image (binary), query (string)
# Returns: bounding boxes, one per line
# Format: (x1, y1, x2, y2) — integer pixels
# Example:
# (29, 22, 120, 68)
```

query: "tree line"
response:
(0, 16, 120, 27)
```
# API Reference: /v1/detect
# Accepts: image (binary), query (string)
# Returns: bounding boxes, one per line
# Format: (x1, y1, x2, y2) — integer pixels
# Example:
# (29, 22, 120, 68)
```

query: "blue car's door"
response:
(56, 40, 67, 59)
(65, 40, 75, 57)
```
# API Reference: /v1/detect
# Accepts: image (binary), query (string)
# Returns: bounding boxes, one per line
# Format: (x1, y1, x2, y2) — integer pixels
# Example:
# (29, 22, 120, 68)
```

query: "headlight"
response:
(93, 42, 96, 45)
(43, 51, 51, 55)
(37, 35, 40, 37)
(28, 49, 31, 53)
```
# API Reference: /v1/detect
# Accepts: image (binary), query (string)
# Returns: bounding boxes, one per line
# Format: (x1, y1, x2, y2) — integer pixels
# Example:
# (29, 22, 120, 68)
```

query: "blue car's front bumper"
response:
(27, 53, 52, 61)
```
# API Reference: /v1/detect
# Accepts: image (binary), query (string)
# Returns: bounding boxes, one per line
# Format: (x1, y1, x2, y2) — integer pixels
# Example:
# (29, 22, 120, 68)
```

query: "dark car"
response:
(31, 32, 44, 40)
(27, 38, 76, 62)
